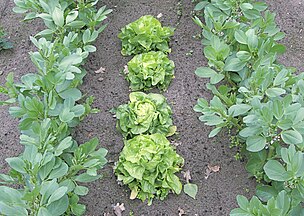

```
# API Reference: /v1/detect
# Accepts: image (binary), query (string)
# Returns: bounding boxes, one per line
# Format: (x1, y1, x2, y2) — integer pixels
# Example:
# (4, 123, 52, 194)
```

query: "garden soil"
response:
(0, 0, 303, 215)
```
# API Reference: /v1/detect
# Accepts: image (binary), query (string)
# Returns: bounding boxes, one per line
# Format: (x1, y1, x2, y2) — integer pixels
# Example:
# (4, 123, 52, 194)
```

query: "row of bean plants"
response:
(0, 0, 111, 215)
(193, 0, 304, 215)
(112, 15, 187, 205)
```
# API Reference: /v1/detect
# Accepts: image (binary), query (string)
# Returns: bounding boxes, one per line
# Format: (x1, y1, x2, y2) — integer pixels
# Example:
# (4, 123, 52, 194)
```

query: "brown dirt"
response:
(0, 0, 303, 215)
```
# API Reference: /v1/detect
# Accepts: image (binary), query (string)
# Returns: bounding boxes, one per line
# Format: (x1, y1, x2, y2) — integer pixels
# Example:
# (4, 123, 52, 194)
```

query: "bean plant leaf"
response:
(195, 67, 224, 84)
(48, 187, 68, 204)
(281, 130, 303, 145)
(74, 186, 89, 196)
(228, 104, 251, 117)
(266, 88, 286, 98)
(256, 185, 278, 202)
(37, 207, 52, 216)
(224, 58, 246, 72)
(264, 160, 288, 181)
(209, 127, 222, 138)
(194, 2, 209, 11)
(5, 157, 26, 174)
(195, 67, 216, 78)
(246, 136, 266, 152)
(46, 195, 69, 216)
(52, 7, 64, 27)
(59, 88, 82, 101)
(0, 201, 28, 216)
(236, 195, 249, 209)
(74, 174, 101, 183)
(66, 11, 78, 24)
(234, 30, 247, 44)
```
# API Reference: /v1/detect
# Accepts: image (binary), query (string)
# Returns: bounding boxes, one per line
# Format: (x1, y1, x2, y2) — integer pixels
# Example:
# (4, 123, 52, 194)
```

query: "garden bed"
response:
(0, 0, 303, 215)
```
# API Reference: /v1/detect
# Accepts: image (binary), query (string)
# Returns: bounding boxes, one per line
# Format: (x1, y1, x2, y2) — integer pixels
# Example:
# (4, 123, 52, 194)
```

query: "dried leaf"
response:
(113, 203, 125, 216)
(208, 164, 220, 172)
(178, 207, 185, 216)
(182, 170, 192, 183)
(205, 164, 220, 179)
(95, 66, 106, 74)
(204, 169, 211, 180)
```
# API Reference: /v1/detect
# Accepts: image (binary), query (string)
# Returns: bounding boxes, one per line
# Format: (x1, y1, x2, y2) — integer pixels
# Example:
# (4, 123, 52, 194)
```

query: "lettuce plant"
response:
(118, 15, 174, 56)
(114, 92, 176, 139)
(126, 51, 175, 91)
(114, 133, 184, 205)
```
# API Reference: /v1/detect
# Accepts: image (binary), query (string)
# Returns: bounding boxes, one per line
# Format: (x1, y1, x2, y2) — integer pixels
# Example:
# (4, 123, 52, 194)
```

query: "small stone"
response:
(157, 13, 163, 18)
(123, 65, 129, 74)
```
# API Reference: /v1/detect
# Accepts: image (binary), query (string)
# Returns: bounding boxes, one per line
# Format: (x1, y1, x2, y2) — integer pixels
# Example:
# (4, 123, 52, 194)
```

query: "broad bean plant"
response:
(193, 0, 304, 214)
(0, 0, 111, 215)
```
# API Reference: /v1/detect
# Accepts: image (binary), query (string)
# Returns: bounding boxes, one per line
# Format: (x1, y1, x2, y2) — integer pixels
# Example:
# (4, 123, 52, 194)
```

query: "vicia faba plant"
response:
(118, 15, 175, 56)
(231, 190, 303, 216)
(1, 137, 107, 216)
(193, 0, 304, 214)
(0, 0, 111, 215)
(114, 92, 176, 139)
(126, 51, 175, 91)
(114, 133, 184, 205)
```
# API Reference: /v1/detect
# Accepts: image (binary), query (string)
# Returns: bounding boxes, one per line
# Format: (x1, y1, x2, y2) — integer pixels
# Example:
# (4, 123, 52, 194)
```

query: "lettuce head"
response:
(126, 51, 175, 91)
(114, 133, 184, 205)
(118, 15, 174, 56)
(114, 92, 176, 139)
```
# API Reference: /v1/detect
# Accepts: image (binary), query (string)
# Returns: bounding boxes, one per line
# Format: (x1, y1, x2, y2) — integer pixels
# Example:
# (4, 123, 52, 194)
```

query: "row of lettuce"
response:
(112, 15, 186, 205)
(193, 0, 303, 215)
(0, 0, 111, 215)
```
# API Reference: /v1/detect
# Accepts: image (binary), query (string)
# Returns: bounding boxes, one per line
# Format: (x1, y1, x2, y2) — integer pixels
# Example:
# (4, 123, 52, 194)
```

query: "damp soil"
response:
(0, 0, 303, 215)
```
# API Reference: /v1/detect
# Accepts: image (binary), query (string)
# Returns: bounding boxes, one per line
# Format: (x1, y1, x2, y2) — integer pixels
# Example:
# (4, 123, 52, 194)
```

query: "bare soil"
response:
(0, 0, 303, 215)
